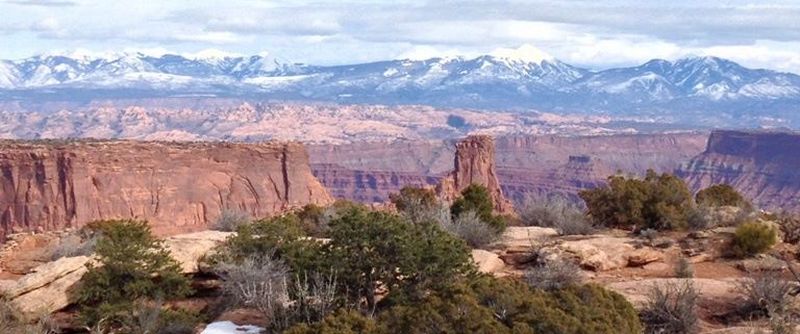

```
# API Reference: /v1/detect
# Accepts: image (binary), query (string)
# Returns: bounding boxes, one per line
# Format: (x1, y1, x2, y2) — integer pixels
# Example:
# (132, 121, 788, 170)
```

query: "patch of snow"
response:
(242, 74, 312, 88)
(383, 67, 399, 77)
(201, 321, 264, 334)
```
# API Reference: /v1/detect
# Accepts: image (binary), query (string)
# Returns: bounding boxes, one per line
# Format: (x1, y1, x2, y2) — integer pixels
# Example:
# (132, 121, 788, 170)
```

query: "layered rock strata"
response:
(0, 140, 332, 237)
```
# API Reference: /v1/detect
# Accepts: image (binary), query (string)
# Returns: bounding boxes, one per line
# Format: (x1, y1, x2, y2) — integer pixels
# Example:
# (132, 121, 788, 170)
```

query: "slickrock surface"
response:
(436, 135, 515, 214)
(678, 130, 800, 210)
(0, 140, 332, 237)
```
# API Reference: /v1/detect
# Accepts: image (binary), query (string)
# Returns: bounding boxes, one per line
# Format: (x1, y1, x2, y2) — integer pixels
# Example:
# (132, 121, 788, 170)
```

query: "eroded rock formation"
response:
(436, 135, 514, 214)
(310, 133, 708, 204)
(677, 130, 800, 210)
(0, 140, 332, 237)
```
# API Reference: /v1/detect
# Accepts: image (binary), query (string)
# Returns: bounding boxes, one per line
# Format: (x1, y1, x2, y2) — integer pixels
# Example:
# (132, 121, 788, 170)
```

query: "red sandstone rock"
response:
(0, 140, 332, 237)
(436, 135, 514, 214)
(677, 130, 800, 211)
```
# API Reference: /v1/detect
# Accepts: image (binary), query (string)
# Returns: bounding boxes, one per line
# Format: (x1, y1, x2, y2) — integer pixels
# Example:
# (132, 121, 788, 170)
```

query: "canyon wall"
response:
(677, 130, 800, 210)
(0, 140, 332, 237)
(310, 133, 708, 204)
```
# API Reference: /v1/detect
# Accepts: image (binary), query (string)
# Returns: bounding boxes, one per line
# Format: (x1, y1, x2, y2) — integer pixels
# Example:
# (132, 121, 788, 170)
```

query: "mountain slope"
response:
(2, 50, 800, 126)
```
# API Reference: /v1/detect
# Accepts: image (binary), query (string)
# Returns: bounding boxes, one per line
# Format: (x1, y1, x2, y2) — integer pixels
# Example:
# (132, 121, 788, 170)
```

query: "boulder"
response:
(164, 231, 234, 274)
(735, 254, 788, 273)
(471, 249, 506, 274)
(553, 237, 636, 271)
(495, 226, 558, 250)
(627, 248, 664, 267)
(0, 256, 92, 320)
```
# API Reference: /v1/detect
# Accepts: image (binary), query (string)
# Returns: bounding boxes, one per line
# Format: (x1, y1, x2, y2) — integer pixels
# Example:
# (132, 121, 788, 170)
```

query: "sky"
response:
(2, 0, 800, 73)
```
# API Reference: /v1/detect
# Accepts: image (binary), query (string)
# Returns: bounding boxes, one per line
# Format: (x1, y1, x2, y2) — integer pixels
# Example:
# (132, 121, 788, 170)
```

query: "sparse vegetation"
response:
(519, 194, 594, 235)
(675, 257, 694, 278)
(49, 233, 97, 261)
(211, 208, 252, 232)
(0, 299, 59, 334)
(772, 212, 800, 244)
(580, 170, 695, 231)
(451, 184, 506, 232)
(641, 281, 699, 334)
(213, 255, 290, 326)
(740, 273, 796, 316)
(696, 184, 751, 209)
(524, 258, 584, 291)
(440, 210, 501, 248)
(76, 220, 192, 330)
(731, 221, 778, 258)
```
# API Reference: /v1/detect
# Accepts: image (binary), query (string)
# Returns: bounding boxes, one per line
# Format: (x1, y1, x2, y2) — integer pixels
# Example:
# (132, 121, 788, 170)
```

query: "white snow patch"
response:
(201, 321, 264, 334)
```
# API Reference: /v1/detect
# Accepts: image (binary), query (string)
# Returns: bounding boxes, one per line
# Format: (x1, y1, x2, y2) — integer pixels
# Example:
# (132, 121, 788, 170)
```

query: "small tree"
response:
(451, 184, 506, 232)
(580, 170, 695, 230)
(731, 221, 778, 258)
(326, 207, 473, 314)
(695, 184, 750, 209)
(76, 220, 192, 328)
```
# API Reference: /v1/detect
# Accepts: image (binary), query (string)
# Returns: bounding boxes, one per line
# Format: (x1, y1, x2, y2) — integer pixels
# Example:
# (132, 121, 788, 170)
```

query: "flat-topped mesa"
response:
(436, 135, 515, 214)
(677, 130, 800, 210)
(0, 140, 333, 238)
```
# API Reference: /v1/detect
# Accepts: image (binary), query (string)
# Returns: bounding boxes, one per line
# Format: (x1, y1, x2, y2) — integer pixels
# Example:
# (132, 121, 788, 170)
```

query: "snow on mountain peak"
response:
(490, 44, 555, 64)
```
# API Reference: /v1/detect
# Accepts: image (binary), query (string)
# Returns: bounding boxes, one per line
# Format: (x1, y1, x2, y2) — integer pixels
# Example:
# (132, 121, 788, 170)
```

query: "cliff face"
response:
(677, 130, 800, 210)
(436, 135, 514, 214)
(310, 133, 708, 205)
(0, 141, 333, 237)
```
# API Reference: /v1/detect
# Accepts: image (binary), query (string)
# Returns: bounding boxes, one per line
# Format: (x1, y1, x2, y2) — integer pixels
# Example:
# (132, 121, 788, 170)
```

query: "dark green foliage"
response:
(213, 214, 324, 274)
(695, 184, 750, 209)
(451, 184, 506, 231)
(283, 310, 379, 334)
(285, 276, 642, 334)
(731, 221, 778, 257)
(580, 170, 695, 230)
(296, 203, 330, 238)
(326, 206, 473, 312)
(76, 220, 192, 328)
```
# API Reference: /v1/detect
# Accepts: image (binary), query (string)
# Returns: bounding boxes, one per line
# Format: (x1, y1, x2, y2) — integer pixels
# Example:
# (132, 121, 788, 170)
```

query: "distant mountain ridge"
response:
(2, 49, 800, 126)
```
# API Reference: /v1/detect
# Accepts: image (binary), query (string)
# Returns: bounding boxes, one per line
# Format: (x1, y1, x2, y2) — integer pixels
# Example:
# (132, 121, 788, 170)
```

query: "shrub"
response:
(211, 209, 251, 232)
(76, 220, 192, 328)
(213, 255, 290, 325)
(773, 212, 800, 244)
(519, 195, 594, 235)
(731, 221, 778, 258)
(326, 208, 473, 313)
(0, 299, 59, 334)
(440, 210, 501, 249)
(284, 310, 378, 334)
(675, 257, 694, 278)
(213, 214, 324, 274)
(696, 184, 751, 209)
(580, 170, 695, 230)
(451, 184, 506, 232)
(641, 281, 699, 334)
(524, 258, 584, 291)
(296, 204, 333, 237)
(49, 233, 97, 260)
(686, 205, 715, 230)
(739, 273, 796, 316)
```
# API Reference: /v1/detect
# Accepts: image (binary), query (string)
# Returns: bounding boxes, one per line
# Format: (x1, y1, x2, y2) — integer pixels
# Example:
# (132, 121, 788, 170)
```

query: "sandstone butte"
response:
(677, 130, 800, 211)
(0, 140, 333, 238)
(437, 135, 515, 214)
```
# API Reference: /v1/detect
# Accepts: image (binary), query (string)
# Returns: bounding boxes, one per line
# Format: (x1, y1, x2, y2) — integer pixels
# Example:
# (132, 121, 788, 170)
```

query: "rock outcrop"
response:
(310, 133, 708, 204)
(436, 135, 514, 214)
(0, 230, 234, 318)
(677, 130, 800, 210)
(0, 140, 333, 237)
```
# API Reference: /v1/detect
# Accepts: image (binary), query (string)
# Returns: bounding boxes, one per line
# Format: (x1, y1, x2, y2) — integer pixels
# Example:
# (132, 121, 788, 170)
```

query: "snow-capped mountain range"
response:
(2, 47, 800, 126)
